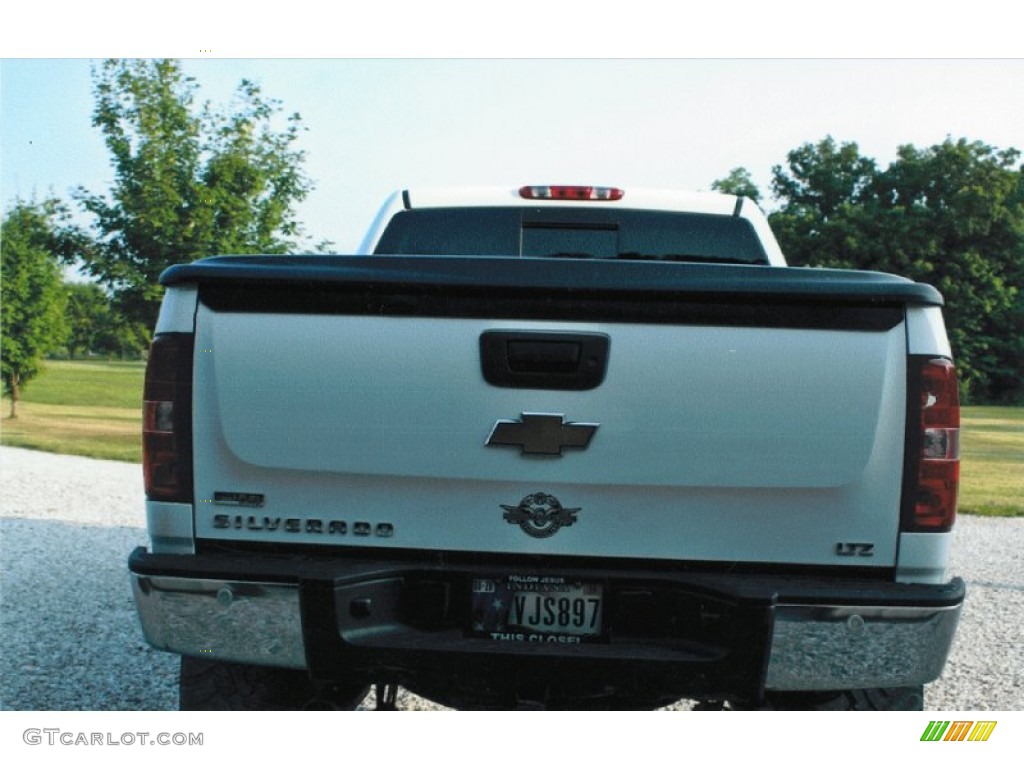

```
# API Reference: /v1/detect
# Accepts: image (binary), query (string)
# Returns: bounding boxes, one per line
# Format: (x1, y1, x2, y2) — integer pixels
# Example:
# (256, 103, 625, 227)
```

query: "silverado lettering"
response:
(210, 515, 384, 536)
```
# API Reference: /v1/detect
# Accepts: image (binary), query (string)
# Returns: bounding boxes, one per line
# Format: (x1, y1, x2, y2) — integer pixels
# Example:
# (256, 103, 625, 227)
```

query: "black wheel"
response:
(179, 656, 370, 710)
(733, 686, 924, 711)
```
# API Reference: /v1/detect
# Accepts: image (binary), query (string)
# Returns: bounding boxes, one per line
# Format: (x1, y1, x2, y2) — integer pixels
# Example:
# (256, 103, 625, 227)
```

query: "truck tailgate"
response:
(179, 257, 926, 567)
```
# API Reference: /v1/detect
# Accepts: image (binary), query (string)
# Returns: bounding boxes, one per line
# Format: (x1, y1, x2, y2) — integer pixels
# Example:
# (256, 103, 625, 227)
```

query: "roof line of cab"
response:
(357, 185, 786, 266)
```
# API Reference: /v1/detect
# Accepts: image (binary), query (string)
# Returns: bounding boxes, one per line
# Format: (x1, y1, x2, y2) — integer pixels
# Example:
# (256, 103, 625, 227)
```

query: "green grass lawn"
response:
(958, 406, 1024, 517)
(9, 359, 145, 409)
(1, 360, 145, 462)
(2, 359, 1022, 516)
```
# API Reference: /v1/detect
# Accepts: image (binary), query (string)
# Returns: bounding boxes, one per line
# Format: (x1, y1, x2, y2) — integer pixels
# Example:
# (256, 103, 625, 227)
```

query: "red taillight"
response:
(519, 185, 624, 201)
(143, 333, 194, 503)
(906, 358, 960, 530)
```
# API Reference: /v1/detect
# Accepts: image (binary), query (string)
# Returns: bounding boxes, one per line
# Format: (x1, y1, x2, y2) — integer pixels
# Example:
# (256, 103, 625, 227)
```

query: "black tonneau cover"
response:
(161, 255, 944, 307)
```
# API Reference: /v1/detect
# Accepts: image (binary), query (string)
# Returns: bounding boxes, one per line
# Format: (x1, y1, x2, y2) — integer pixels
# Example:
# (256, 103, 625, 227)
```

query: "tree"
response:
(768, 136, 1024, 403)
(870, 139, 1024, 402)
(1, 200, 71, 417)
(75, 59, 318, 335)
(771, 136, 877, 219)
(711, 167, 762, 204)
(65, 282, 109, 358)
(65, 282, 147, 359)
(768, 136, 879, 268)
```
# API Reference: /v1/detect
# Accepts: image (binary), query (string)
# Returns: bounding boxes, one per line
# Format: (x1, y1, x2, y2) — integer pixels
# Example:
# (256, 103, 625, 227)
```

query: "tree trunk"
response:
(8, 377, 19, 419)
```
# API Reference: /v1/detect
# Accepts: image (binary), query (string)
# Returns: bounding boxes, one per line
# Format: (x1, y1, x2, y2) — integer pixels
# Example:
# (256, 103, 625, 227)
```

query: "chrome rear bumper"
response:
(131, 575, 307, 669)
(130, 561, 963, 693)
(765, 603, 962, 690)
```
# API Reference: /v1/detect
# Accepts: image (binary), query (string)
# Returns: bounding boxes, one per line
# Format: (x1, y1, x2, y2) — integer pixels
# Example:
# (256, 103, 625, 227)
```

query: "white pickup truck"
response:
(130, 185, 964, 710)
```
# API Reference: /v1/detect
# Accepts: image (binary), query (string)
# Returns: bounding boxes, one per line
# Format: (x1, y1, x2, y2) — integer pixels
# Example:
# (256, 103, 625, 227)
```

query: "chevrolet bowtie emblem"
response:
(485, 413, 599, 456)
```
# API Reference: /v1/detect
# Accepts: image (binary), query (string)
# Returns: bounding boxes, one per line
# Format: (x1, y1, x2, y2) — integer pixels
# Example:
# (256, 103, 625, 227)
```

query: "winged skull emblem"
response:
(501, 492, 580, 539)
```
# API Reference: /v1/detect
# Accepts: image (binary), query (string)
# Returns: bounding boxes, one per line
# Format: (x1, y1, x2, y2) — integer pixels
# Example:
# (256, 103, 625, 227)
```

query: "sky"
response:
(3, 18, 1023, 254)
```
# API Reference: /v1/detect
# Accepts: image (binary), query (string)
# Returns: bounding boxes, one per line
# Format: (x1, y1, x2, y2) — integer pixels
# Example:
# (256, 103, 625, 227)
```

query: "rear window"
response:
(374, 207, 769, 265)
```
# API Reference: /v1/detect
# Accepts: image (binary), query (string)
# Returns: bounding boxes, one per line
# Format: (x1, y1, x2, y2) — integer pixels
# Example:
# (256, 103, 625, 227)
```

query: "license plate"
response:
(470, 575, 604, 643)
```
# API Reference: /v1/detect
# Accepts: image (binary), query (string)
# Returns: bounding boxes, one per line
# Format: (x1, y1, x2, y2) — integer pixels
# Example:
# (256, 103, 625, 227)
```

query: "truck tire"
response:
(741, 686, 924, 711)
(179, 656, 369, 710)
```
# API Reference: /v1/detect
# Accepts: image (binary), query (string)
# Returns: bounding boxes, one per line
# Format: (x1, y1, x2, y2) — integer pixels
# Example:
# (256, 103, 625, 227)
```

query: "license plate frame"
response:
(469, 574, 605, 644)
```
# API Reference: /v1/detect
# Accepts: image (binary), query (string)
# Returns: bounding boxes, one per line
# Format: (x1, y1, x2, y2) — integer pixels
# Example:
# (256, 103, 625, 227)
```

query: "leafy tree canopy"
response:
(1, 200, 71, 417)
(767, 136, 1024, 403)
(711, 167, 761, 203)
(75, 59, 319, 334)
(65, 282, 147, 359)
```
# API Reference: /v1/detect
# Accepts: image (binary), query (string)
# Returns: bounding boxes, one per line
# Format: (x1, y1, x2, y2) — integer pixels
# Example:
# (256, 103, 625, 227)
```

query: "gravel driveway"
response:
(1, 445, 1021, 710)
